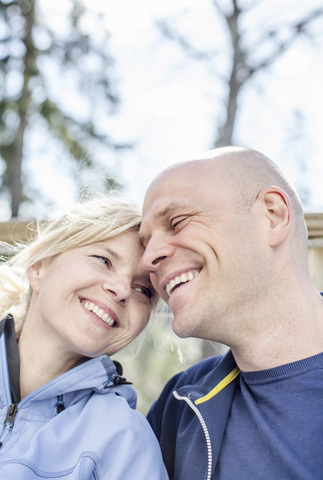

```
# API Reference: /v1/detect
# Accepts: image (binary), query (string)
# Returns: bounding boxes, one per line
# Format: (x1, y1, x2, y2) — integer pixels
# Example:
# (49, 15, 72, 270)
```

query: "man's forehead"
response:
(143, 200, 193, 219)
(143, 163, 199, 207)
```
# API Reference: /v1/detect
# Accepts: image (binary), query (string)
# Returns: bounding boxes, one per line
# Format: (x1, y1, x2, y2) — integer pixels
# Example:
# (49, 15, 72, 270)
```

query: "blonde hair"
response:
(0, 196, 142, 336)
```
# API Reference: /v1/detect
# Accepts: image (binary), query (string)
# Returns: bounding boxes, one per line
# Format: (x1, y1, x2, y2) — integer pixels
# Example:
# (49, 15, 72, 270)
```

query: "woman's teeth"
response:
(82, 301, 115, 326)
(166, 270, 199, 296)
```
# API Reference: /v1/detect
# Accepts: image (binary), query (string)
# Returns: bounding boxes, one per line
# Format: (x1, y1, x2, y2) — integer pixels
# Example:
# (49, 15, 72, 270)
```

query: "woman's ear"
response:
(257, 186, 292, 247)
(27, 261, 43, 293)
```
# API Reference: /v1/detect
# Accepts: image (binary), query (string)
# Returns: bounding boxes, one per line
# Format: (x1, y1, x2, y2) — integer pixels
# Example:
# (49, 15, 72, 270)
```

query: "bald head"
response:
(149, 147, 301, 212)
(144, 146, 308, 262)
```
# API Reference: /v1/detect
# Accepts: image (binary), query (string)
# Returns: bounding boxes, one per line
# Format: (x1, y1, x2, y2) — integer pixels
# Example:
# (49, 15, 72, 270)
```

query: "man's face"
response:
(140, 160, 267, 343)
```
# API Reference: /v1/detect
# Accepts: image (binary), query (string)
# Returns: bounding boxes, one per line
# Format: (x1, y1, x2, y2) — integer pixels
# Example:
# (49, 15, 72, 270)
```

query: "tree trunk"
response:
(9, 111, 26, 217)
(8, 0, 35, 217)
(215, 0, 249, 147)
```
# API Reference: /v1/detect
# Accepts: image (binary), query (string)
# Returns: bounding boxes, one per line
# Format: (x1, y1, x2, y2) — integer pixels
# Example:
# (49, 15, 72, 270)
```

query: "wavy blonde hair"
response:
(0, 196, 142, 336)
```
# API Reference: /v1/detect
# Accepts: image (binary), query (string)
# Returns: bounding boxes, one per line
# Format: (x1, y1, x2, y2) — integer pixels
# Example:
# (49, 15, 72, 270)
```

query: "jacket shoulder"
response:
(174, 355, 225, 386)
(147, 350, 234, 429)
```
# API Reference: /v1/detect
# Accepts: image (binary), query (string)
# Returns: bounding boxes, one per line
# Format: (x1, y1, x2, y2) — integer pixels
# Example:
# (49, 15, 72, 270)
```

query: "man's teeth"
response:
(83, 301, 115, 326)
(166, 270, 199, 296)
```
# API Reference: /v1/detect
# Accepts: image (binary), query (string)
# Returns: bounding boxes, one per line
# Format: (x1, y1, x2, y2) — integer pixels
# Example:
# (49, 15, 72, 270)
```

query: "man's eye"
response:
(93, 256, 111, 268)
(171, 216, 187, 230)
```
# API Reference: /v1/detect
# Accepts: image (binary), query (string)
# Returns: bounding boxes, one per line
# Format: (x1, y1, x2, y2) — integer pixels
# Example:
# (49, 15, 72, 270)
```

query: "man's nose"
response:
(140, 237, 175, 272)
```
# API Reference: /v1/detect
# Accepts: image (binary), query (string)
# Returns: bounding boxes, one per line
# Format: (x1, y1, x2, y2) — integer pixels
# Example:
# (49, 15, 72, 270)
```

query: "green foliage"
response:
(0, 0, 128, 216)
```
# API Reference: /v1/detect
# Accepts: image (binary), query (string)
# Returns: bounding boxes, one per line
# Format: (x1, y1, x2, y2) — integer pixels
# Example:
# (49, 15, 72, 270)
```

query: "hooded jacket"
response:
(0, 316, 168, 480)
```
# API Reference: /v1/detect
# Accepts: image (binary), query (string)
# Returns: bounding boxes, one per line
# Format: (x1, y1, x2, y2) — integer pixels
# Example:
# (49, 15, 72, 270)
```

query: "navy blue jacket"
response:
(147, 350, 239, 480)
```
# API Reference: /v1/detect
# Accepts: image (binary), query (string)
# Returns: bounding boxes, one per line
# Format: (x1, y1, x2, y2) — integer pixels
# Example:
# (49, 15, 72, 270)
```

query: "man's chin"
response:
(172, 316, 193, 339)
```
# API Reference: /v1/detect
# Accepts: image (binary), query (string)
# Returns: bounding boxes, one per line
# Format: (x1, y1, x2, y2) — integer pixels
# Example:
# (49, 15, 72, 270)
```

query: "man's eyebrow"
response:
(155, 204, 176, 218)
(156, 202, 192, 218)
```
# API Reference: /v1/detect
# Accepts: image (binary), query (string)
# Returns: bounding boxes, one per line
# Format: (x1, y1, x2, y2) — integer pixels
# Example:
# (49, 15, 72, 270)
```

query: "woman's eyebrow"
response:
(96, 246, 121, 261)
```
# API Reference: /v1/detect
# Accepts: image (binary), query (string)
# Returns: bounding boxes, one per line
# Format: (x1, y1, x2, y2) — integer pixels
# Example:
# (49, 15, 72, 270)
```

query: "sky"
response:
(8, 0, 323, 219)
(107, 0, 323, 212)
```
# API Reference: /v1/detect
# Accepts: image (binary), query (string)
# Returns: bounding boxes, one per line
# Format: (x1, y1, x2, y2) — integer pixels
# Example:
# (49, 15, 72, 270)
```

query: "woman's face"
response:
(27, 231, 157, 360)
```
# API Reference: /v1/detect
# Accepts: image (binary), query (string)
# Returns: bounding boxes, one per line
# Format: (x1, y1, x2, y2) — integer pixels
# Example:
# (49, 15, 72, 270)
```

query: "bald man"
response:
(139, 147, 323, 480)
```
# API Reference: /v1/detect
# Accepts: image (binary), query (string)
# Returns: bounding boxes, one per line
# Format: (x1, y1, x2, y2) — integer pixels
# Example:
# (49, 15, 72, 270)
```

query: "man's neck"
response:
(231, 290, 323, 372)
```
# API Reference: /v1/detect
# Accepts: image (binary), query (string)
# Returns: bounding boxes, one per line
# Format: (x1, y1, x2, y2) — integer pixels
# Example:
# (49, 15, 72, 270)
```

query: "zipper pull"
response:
(0, 403, 18, 448)
(55, 394, 65, 415)
(4, 403, 18, 429)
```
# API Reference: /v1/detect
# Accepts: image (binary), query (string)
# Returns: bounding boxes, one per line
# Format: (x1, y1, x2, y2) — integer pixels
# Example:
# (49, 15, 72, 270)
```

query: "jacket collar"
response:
(175, 350, 240, 478)
(0, 315, 20, 403)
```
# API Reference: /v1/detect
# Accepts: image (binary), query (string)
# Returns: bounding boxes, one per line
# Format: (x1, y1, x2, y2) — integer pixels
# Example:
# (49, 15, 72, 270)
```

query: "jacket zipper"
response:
(0, 402, 18, 448)
(173, 391, 212, 480)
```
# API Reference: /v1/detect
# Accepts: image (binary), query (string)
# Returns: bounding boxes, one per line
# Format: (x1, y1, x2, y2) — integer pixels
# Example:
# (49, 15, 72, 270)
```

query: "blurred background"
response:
(1, 0, 323, 413)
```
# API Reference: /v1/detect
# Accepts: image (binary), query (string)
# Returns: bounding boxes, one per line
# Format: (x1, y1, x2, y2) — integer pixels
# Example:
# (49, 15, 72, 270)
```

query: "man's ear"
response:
(27, 261, 43, 293)
(257, 186, 291, 247)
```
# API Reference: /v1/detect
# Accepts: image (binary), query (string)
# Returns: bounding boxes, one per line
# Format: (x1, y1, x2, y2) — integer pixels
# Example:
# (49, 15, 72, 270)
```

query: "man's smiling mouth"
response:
(82, 301, 116, 327)
(166, 270, 199, 296)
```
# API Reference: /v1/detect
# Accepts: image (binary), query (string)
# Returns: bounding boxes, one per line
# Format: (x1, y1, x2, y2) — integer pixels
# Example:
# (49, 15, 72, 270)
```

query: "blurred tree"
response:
(0, 0, 126, 217)
(282, 108, 311, 207)
(157, 0, 323, 147)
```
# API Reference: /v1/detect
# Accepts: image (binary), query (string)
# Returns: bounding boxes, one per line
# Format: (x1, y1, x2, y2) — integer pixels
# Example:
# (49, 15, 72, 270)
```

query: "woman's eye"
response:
(135, 285, 153, 299)
(93, 256, 111, 268)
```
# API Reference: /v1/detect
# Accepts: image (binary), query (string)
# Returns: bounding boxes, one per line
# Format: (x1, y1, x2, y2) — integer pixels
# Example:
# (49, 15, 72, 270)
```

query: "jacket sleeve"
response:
(95, 408, 169, 480)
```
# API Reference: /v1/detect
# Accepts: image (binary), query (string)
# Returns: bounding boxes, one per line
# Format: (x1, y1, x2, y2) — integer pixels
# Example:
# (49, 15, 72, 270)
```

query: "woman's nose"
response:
(103, 277, 131, 304)
(140, 237, 175, 272)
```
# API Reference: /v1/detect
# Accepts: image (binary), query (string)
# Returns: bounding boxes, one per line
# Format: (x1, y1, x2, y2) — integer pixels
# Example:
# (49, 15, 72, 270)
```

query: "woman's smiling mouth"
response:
(82, 300, 117, 327)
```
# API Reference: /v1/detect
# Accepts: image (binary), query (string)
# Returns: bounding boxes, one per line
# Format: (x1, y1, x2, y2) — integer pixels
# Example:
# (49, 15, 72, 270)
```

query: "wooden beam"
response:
(0, 213, 322, 246)
(0, 219, 35, 244)
(304, 213, 323, 238)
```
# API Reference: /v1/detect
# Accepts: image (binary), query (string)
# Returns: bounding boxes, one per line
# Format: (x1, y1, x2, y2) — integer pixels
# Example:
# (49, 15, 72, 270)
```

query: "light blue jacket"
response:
(0, 320, 168, 479)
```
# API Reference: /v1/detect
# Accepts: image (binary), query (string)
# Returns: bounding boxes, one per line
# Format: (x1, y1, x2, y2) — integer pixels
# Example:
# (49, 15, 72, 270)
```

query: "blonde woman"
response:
(0, 196, 168, 480)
